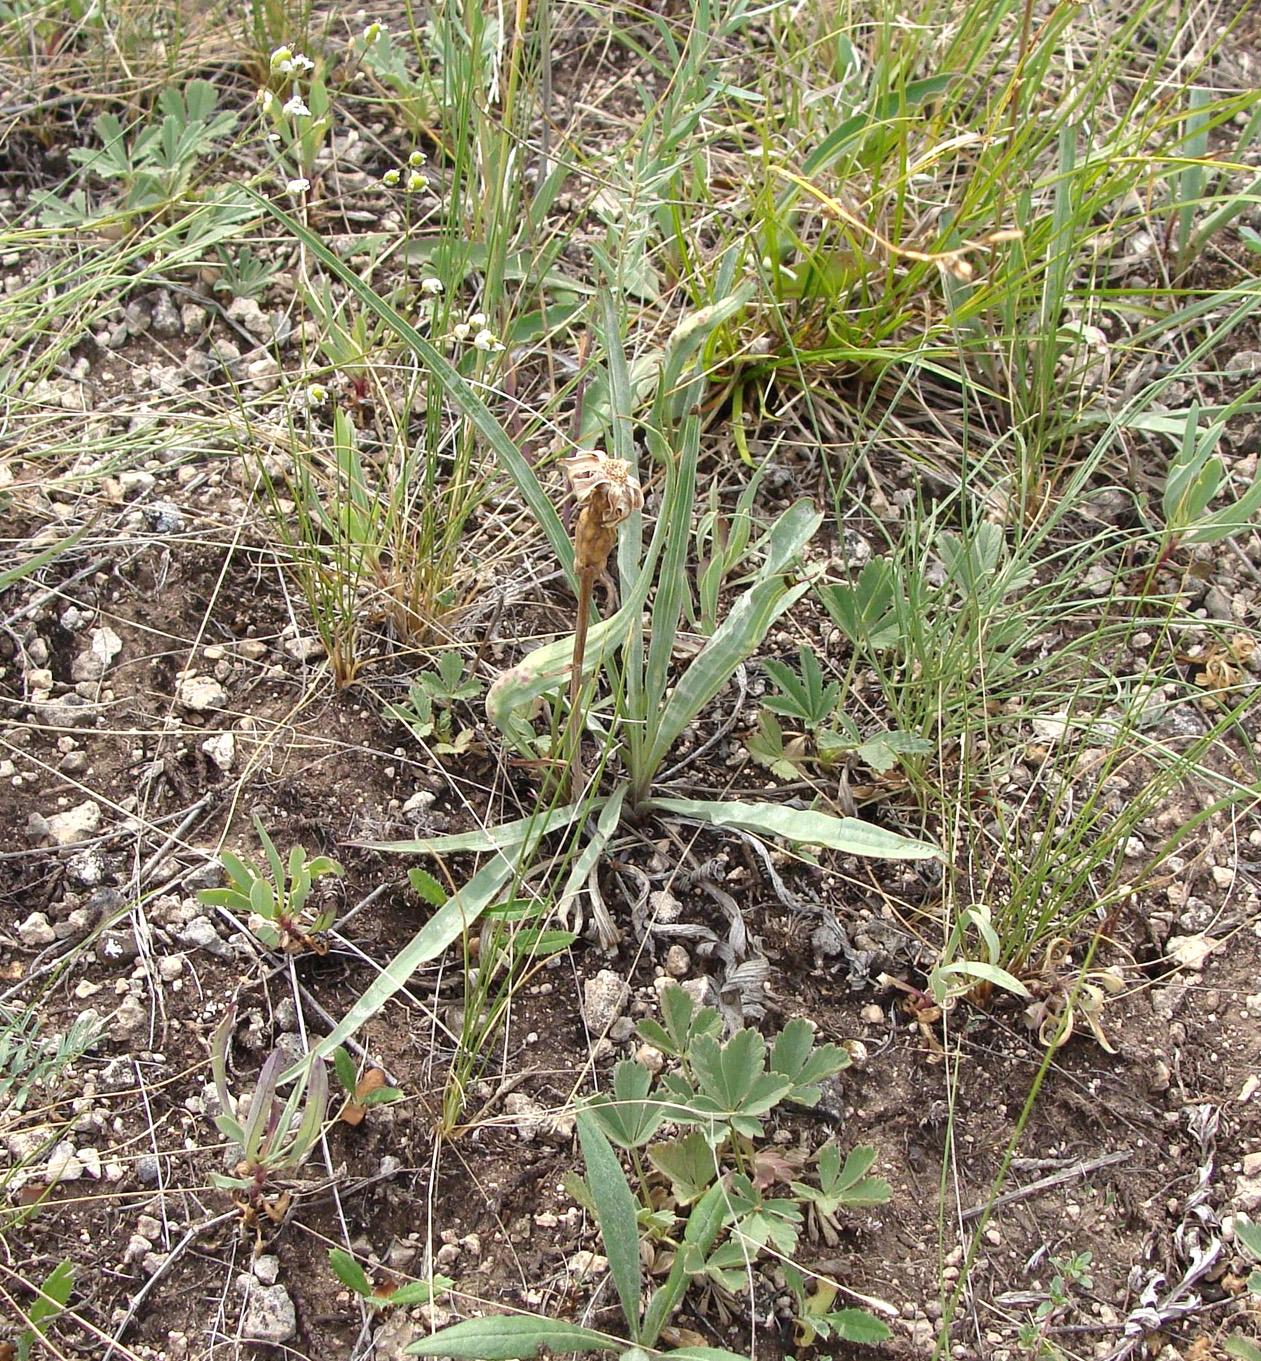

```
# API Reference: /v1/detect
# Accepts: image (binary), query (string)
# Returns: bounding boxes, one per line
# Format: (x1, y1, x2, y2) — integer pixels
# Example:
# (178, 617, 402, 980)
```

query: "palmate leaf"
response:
(588, 1060, 667, 1150)
(817, 559, 901, 651)
(793, 1141, 891, 1211)
(636, 982, 722, 1059)
(686, 1031, 791, 1138)
(768, 1019, 850, 1106)
(744, 710, 807, 781)
(646, 1131, 720, 1204)
(854, 728, 933, 774)
(762, 647, 839, 725)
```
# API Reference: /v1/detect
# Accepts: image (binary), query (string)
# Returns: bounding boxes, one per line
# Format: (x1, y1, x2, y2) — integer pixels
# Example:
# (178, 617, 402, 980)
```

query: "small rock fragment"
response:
(45, 1142, 85, 1183)
(664, 944, 690, 978)
(17, 911, 56, 947)
(200, 731, 235, 772)
(151, 292, 182, 337)
(71, 627, 123, 682)
(240, 1282, 297, 1344)
(283, 635, 325, 662)
(110, 994, 147, 1043)
(583, 969, 631, 1033)
(1167, 934, 1219, 971)
(503, 1091, 548, 1143)
(28, 799, 102, 847)
(253, 1254, 280, 1285)
(180, 916, 229, 958)
(177, 674, 227, 711)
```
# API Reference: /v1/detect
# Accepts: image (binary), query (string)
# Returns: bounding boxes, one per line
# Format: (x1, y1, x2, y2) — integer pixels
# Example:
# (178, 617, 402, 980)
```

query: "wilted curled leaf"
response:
(338, 1067, 388, 1126)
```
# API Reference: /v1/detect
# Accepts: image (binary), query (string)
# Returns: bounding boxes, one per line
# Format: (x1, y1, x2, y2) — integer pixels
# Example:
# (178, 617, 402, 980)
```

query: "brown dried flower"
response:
(563, 449, 643, 527)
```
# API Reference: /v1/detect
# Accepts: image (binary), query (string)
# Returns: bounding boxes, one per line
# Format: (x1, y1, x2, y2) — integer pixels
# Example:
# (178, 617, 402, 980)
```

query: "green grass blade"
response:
(0, 521, 91, 593)
(280, 843, 528, 1081)
(642, 580, 811, 787)
(248, 188, 575, 588)
(365, 803, 584, 856)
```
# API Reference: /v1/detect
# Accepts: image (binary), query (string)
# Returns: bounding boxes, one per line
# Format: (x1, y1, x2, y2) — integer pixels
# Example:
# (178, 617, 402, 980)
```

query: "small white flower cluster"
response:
(269, 46, 313, 118)
(270, 45, 313, 77)
(362, 21, 385, 43)
(450, 311, 504, 353)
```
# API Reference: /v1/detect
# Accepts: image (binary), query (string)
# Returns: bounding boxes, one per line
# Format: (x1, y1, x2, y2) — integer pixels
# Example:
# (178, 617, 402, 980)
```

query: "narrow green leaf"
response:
(281, 841, 527, 1082)
(647, 798, 941, 860)
(408, 867, 448, 906)
(931, 960, 1031, 999)
(248, 189, 576, 589)
(389, 1275, 453, 1306)
(368, 802, 583, 856)
(0, 521, 91, 593)
(329, 1248, 373, 1298)
(664, 1349, 758, 1361)
(644, 579, 812, 780)
(576, 1110, 643, 1340)
(405, 1315, 618, 1358)
(332, 1045, 357, 1096)
(27, 1259, 74, 1328)
(819, 1309, 893, 1344)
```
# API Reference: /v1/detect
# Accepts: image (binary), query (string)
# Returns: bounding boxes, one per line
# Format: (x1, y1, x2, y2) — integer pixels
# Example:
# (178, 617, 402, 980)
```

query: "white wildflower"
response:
(362, 21, 382, 41)
(270, 45, 294, 74)
(291, 52, 314, 72)
(472, 329, 502, 352)
(408, 150, 426, 168)
(307, 383, 329, 405)
(283, 93, 311, 118)
(285, 177, 310, 195)
(406, 169, 425, 192)
(451, 322, 471, 341)
(468, 311, 486, 328)
(382, 168, 400, 187)
(420, 277, 443, 295)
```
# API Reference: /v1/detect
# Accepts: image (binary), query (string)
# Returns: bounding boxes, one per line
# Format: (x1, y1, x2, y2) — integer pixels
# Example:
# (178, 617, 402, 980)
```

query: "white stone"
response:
(582, 970, 631, 1033)
(253, 1254, 280, 1285)
(226, 297, 271, 338)
(177, 674, 226, 711)
(240, 1282, 297, 1344)
(200, 731, 235, 771)
(71, 627, 123, 682)
(1167, 935, 1219, 971)
(35, 799, 102, 847)
(17, 911, 56, 947)
(283, 635, 325, 662)
(45, 1142, 84, 1183)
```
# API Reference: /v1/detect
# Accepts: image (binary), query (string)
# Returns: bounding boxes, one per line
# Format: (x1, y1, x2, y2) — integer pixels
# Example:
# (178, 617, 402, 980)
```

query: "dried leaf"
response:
(338, 1067, 388, 1125)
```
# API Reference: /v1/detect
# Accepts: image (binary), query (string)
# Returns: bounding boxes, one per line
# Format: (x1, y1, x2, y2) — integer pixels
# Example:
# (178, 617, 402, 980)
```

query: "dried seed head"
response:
(564, 449, 644, 527)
